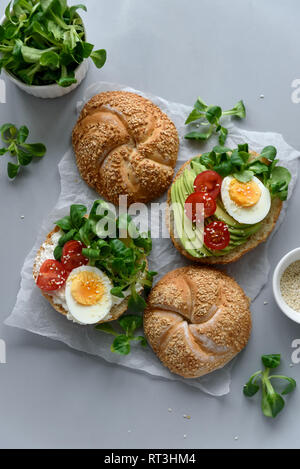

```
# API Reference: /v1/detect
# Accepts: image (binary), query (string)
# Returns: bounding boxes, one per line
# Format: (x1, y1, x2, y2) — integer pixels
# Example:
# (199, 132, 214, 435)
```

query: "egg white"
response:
(65, 266, 113, 325)
(221, 175, 271, 225)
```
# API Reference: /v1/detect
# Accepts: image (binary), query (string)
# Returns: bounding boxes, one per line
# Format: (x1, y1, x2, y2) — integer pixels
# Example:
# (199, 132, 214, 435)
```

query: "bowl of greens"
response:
(0, 0, 107, 99)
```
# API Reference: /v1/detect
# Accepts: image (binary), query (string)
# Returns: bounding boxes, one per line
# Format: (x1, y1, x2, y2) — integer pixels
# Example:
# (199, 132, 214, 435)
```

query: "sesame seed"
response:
(280, 260, 300, 311)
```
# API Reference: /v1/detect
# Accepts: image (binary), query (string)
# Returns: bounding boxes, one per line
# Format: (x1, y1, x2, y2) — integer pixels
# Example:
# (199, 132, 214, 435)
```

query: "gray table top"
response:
(1, 0, 300, 450)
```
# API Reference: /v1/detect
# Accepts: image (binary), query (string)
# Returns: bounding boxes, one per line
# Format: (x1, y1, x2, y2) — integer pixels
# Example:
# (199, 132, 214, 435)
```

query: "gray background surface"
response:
(0, 0, 300, 449)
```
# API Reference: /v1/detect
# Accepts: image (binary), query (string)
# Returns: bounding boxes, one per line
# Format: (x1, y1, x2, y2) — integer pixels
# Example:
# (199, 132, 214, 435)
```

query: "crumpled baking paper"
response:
(5, 82, 300, 396)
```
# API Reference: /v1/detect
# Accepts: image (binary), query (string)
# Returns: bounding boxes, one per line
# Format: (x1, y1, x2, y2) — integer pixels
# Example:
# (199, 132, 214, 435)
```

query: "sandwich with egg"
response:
(167, 144, 291, 264)
(33, 200, 154, 325)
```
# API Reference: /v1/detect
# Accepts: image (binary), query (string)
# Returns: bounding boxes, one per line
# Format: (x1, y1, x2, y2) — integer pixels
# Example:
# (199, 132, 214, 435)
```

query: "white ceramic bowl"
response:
(0, 14, 89, 99)
(273, 247, 300, 324)
(2, 60, 89, 98)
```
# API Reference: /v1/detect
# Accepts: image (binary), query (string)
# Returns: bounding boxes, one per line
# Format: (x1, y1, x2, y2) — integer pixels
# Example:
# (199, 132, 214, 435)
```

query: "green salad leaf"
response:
(243, 354, 296, 418)
(268, 166, 291, 201)
(95, 314, 147, 356)
(0, 123, 46, 179)
(185, 97, 246, 145)
(261, 353, 281, 369)
(55, 201, 155, 311)
(0, 0, 107, 87)
(191, 144, 291, 201)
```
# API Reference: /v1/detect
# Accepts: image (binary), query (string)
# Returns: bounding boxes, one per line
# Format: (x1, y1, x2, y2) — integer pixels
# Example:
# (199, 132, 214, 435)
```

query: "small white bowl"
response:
(2, 60, 89, 99)
(0, 14, 89, 99)
(273, 247, 300, 324)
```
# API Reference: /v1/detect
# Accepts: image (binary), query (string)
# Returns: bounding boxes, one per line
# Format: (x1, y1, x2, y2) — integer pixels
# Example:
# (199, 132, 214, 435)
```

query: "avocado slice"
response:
(172, 178, 210, 257)
(228, 223, 261, 237)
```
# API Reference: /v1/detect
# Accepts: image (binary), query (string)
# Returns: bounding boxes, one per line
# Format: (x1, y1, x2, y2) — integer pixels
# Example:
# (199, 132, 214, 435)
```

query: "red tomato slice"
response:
(185, 192, 217, 222)
(61, 240, 89, 272)
(193, 170, 222, 199)
(37, 260, 68, 292)
(204, 221, 230, 251)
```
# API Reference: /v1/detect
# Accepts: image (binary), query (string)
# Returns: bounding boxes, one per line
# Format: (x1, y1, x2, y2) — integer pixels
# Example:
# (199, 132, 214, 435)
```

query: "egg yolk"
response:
(229, 179, 261, 207)
(70, 271, 105, 306)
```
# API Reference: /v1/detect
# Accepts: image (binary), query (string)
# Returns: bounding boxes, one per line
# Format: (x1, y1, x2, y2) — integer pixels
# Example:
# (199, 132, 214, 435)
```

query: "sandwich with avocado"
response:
(167, 144, 291, 264)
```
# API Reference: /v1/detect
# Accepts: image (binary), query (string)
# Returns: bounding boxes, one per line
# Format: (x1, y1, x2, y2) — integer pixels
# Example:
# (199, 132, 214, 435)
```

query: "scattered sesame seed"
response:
(234, 436, 239, 441)
(260, 94, 265, 99)
(183, 434, 187, 439)
(168, 408, 172, 412)
(264, 301, 268, 305)
(20, 215, 25, 219)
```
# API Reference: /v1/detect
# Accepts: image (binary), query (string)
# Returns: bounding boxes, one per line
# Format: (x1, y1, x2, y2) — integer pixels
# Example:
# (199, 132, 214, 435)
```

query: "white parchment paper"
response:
(5, 82, 300, 396)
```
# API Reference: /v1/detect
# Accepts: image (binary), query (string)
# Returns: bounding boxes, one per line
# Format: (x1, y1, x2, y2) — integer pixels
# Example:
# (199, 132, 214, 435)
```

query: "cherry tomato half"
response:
(185, 192, 217, 222)
(61, 240, 89, 272)
(37, 259, 68, 292)
(204, 221, 230, 251)
(193, 170, 222, 199)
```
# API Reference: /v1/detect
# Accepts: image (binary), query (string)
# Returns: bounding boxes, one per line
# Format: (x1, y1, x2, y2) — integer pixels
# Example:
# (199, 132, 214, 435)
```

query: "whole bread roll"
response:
(144, 266, 251, 378)
(72, 91, 179, 206)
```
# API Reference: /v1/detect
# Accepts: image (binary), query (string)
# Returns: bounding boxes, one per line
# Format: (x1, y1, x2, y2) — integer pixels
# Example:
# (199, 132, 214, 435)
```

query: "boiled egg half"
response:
(65, 266, 113, 324)
(221, 175, 271, 224)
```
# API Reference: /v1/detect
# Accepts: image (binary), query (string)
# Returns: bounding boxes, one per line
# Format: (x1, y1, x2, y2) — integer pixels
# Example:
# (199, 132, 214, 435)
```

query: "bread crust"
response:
(166, 153, 283, 264)
(32, 227, 140, 324)
(144, 266, 251, 378)
(72, 91, 179, 206)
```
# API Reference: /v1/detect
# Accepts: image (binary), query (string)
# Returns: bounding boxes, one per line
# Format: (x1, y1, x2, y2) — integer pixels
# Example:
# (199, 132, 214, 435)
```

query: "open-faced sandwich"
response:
(33, 200, 154, 325)
(167, 144, 291, 264)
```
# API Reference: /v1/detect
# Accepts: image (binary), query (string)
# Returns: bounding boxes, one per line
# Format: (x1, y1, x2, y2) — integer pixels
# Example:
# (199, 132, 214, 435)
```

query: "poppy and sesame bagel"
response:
(166, 153, 283, 265)
(143, 266, 251, 379)
(72, 91, 179, 206)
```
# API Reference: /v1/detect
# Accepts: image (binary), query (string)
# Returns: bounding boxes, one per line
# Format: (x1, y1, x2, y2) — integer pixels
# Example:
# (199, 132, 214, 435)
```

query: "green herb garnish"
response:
(0, 123, 46, 179)
(55, 200, 155, 312)
(95, 315, 147, 356)
(185, 97, 246, 145)
(0, 0, 106, 87)
(191, 143, 291, 201)
(243, 354, 296, 418)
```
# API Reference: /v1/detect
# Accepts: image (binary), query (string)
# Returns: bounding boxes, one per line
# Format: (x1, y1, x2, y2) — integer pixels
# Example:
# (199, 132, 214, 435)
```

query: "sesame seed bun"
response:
(144, 266, 251, 378)
(72, 91, 179, 206)
(166, 152, 283, 265)
(33, 227, 147, 324)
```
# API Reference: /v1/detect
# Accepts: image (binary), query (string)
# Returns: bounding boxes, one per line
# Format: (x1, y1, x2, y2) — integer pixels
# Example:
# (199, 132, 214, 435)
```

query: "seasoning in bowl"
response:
(280, 260, 300, 312)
